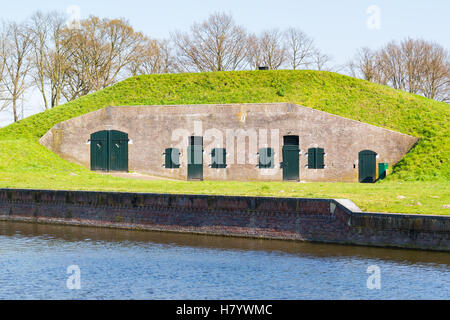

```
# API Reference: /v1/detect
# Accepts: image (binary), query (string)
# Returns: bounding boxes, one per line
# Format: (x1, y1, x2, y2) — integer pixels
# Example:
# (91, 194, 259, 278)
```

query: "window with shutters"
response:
(165, 148, 180, 169)
(259, 148, 274, 169)
(308, 148, 325, 169)
(211, 148, 227, 169)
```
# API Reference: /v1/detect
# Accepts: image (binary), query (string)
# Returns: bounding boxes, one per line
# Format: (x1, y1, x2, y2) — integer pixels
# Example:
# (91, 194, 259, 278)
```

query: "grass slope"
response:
(0, 70, 448, 214)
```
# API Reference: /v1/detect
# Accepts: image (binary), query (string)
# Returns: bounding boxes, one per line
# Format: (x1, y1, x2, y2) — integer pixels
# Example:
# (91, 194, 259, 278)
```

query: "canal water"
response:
(0, 221, 448, 300)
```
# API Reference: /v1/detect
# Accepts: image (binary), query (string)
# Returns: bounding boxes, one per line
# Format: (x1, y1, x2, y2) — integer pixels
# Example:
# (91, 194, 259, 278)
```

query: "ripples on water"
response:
(0, 221, 448, 300)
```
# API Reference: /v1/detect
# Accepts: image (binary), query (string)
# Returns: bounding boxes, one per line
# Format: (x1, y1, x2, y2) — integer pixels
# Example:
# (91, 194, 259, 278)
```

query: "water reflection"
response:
(2, 221, 449, 267)
(0, 221, 449, 300)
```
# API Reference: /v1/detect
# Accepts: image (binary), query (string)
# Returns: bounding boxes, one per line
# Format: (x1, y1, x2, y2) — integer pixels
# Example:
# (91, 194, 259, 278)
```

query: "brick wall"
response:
(0, 189, 448, 251)
(39, 103, 418, 182)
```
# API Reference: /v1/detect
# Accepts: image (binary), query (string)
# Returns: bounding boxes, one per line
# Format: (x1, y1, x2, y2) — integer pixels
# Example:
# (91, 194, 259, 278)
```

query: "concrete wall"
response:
(39, 103, 418, 182)
(0, 189, 448, 251)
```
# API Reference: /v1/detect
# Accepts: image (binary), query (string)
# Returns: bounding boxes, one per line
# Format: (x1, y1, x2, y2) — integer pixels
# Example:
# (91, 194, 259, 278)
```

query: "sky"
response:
(0, 0, 449, 126)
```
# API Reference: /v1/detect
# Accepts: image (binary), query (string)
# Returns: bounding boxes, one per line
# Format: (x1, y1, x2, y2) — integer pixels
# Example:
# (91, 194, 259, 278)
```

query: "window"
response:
(283, 135, 299, 146)
(211, 148, 227, 169)
(165, 148, 180, 169)
(259, 148, 274, 169)
(308, 148, 325, 169)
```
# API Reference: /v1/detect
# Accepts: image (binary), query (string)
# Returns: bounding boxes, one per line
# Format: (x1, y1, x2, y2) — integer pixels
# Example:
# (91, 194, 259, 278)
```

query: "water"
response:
(0, 221, 448, 300)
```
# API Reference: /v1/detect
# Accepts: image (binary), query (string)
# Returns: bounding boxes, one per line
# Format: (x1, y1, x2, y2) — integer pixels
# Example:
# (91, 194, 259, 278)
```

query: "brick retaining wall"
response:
(0, 189, 448, 251)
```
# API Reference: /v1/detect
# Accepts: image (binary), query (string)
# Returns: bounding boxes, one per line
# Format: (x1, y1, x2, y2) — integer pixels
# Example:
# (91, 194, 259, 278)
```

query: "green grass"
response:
(0, 70, 448, 215)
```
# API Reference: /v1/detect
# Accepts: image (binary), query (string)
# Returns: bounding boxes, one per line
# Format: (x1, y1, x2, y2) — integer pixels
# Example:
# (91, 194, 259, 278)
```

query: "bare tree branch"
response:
(284, 27, 315, 70)
(1, 21, 34, 122)
(172, 12, 248, 72)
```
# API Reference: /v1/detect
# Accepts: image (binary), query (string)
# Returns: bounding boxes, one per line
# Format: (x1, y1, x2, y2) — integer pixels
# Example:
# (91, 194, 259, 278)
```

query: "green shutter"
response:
(308, 148, 316, 169)
(165, 149, 171, 168)
(308, 148, 325, 169)
(259, 148, 274, 169)
(316, 148, 325, 169)
(165, 148, 180, 169)
(212, 148, 226, 169)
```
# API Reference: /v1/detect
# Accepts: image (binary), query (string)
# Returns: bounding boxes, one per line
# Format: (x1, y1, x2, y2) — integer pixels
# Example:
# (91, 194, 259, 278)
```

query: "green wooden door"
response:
(109, 130, 129, 172)
(283, 145, 299, 181)
(188, 136, 203, 180)
(90, 130, 128, 172)
(90, 130, 109, 171)
(359, 150, 377, 183)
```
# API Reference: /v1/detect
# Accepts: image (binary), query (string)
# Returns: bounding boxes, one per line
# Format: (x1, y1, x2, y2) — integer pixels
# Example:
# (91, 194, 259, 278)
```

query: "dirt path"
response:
(100, 172, 178, 181)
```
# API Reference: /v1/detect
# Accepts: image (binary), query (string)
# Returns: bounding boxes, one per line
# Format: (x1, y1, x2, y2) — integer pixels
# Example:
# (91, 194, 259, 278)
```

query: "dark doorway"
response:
(282, 135, 300, 181)
(188, 136, 203, 181)
(359, 150, 377, 183)
(90, 130, 128, 172)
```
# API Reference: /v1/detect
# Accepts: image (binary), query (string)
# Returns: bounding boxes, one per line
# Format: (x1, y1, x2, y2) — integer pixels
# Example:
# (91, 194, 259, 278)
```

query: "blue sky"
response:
(1, 0, 449, 65)
(0, 0, 448, 125)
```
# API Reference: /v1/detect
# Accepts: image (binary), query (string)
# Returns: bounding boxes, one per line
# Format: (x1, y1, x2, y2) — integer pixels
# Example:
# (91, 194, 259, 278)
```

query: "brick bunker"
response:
(39, 103, 418, 182)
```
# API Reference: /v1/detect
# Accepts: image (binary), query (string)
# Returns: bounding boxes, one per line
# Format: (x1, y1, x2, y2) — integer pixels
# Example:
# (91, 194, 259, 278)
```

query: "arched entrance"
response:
(90, 130, 129, 172)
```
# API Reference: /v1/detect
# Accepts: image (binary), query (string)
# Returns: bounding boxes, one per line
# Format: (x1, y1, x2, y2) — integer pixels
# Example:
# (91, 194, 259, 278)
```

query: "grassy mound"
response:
(1, 70, 448, 180)
(0, 70, 448, 214)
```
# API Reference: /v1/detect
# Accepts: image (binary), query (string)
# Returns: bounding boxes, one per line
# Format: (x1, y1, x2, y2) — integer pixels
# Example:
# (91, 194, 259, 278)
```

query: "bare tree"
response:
(127, 39, 174, 76)
(1, 22, 34, 122)
(0, 33, 8, 112)
(60, 16, 146, 101)
(376, 42, 407, 91)
(29, 11, 70, 109)
(246, 29, 286, 70)
(172, 12, 248, 72)
(400, 38, 449, 101)
(29, 11, 50, 109)
(420, 45, 449, 102)
(347, 47, 386, 83)
(258, 29, 286, 70)
(284, 27, 315, 70)
(47, 13, 72, 107)
(311, 49, 333, 71)
(245, 34, 262, 70)
(350, 38, 450, 102)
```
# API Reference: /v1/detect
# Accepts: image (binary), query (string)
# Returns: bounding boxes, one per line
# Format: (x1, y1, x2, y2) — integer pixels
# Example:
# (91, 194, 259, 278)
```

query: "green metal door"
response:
(109, 130, 129, 172)
(188, 136, 203, 180)
(359, 150, 377, 183)
(90, 130, 128, 172)
(283, 145, 299, 181)
(90, 131, 109, 171)
(283, 136, 299, 181)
